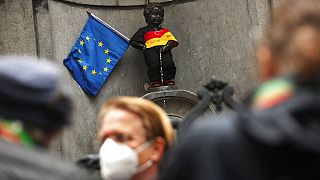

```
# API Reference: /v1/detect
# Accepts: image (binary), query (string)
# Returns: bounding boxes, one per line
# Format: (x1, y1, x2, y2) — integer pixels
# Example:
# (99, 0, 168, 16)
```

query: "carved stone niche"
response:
(56, 0, 175, 6)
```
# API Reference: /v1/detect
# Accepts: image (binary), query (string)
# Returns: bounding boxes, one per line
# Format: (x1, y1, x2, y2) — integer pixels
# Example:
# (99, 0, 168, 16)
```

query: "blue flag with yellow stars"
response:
(64, 13, 129, 96)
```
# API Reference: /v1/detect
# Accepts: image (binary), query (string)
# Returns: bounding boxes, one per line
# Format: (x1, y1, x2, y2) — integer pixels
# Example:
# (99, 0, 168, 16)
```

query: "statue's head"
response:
(143, 3, 164, 26)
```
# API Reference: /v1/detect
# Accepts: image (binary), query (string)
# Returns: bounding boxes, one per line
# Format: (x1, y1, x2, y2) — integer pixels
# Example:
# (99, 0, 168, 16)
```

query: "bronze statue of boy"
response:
(130, 3, 178, 88)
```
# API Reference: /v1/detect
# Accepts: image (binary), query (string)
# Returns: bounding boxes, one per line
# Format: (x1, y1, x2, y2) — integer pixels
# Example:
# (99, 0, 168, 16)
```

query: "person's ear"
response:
(256, 45, 278, 81)
(149, 137, 166, 162)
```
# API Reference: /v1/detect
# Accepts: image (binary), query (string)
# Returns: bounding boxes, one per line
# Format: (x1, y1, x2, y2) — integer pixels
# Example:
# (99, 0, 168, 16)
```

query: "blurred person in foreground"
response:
(0, 56, 92, 180)
(160, 0, 320, 179)
(98, 96, 175, 180)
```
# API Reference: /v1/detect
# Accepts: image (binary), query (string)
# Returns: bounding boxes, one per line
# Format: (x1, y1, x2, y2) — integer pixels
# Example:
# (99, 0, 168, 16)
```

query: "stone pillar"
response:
(33, 0, 53, 59)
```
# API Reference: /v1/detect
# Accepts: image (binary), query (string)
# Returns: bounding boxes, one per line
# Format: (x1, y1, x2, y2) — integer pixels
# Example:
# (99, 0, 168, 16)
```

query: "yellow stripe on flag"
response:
(145, 32, 177, 48)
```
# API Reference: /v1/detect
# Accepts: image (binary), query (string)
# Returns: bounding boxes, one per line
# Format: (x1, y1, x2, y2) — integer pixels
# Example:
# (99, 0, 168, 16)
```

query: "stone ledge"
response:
(142, 89, 199, 104)
(147, 85, 178, 93)
(54, 0, 175, 7)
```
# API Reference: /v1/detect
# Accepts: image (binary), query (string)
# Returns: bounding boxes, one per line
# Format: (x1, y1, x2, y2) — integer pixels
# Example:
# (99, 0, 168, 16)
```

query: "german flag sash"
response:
(144, 28, 178, 48)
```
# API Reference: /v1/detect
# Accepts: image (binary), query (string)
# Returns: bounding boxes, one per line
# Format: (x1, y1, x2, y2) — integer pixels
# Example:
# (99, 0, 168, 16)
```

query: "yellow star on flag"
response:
(91, 69, 97, 75)
(86, 36, 90, 41)
(99, 72, 102, 75)
(104, 49, 109, 54)
(104, 67, 109, 72)
(98, 42, 103, 47)
(106, 58, 111, 63)
(77, 58, 82, 63)
(83, 65, 88, 71)
(80, 40, 85, 46)
(78, 49, 82, 54)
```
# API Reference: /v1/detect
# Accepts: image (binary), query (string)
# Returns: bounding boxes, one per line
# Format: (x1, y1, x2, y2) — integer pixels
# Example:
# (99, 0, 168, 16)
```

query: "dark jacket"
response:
(161, 78, 320, 180)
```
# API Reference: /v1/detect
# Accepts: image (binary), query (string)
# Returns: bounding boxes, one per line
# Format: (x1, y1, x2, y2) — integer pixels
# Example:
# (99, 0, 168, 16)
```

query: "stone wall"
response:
(0, 0, 274, 160)
(0, 0, 37, 56)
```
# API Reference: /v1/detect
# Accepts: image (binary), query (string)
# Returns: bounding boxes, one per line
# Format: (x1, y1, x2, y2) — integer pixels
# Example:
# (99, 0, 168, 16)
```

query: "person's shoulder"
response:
(0, 139, 94, 180)
(193, 112, 238, 132)
(181, 112, 240, 145)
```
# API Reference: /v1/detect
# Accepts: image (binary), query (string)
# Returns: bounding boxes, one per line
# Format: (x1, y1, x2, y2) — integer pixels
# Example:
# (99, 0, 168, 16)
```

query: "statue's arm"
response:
(130, 28, 146, 50)
(160, 40, 178, 52)
(129, 40, 146, 50)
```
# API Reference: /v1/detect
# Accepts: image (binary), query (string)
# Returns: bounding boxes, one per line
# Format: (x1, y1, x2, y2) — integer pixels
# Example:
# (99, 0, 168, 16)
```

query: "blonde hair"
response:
(98, 96, 175, 148)
(262, 0, 320, 78)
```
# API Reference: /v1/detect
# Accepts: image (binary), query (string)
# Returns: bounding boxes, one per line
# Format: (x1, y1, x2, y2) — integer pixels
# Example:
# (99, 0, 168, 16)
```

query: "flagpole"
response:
(87, 11, 130, 42)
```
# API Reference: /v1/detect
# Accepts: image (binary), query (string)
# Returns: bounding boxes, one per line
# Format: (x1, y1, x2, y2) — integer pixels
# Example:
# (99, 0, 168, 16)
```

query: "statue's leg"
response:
(162, 53, 176, 85)
(146, 56, 161, 87)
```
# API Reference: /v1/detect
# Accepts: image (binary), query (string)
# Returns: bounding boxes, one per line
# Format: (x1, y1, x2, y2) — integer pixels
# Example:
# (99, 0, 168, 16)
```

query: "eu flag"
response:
(64, 13, 129, 96)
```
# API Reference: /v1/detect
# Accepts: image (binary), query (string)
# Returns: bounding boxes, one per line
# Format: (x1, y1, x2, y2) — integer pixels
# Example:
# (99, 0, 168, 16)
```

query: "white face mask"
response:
(99, 138, 153, 180)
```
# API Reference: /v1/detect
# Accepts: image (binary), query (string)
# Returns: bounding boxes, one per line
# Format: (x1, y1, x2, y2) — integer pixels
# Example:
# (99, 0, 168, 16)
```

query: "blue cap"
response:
(0, 56, 71, 130)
